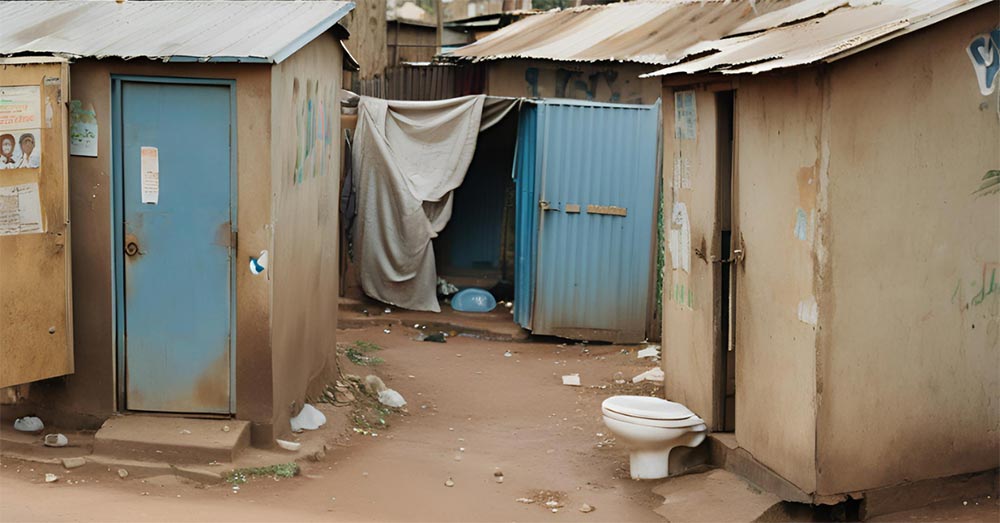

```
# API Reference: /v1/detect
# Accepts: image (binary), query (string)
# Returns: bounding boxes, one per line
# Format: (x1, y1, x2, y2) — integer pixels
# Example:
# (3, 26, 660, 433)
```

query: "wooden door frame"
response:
(110, 75, 238, 414)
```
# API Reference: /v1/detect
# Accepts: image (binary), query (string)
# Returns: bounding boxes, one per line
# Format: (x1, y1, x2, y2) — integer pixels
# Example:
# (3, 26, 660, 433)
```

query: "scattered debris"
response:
(516, 498, 534, 504)
(290, 404, 327, 432)
(44, 473, 58, 483)
(276, 439, 301, 451)
(13, 416, 43, 432)
(637, 345, 660, 359)
(383, 328, 391, 334)
(117, 468, 129, 479)
(179, 429, 192, 435)
(562, 374, 581, 386)
(437, 278, 459, 296)
(61, 457, 86, 469)
(310, 447, 327, 462)
(222, 425, 231, 433)
(421, 332, 447, 343)
(632, 367, 664, 384)
(613, 372, 626, 385)
(444, 478, 455, 487)
(44, 433, 68, 447)
(364, 375, 388, 394)
(378, 389, 406, 408)
(224, 463, 299, 485)
(384, 308, 392, 314)
(346, 341, 384, 366)
(579, 503, 595, 513)
(545, 500, 563, 508)
(504, 351, 513, 357)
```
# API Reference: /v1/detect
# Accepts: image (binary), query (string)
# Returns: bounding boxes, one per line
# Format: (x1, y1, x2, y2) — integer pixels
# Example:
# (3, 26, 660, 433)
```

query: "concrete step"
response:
(653, 468, 784, 523)
(93, 415, 249, 464)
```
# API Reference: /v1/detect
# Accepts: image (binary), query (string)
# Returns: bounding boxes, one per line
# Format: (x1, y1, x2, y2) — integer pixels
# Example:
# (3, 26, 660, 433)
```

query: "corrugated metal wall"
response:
(517, 99, 660, 343)
(513, 104, 538, 329)
(355, 64, 486, 101)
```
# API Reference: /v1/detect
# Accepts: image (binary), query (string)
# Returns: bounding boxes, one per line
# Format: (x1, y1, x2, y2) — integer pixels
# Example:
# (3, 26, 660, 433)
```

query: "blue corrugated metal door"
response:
(530, 100, 659, 343)
(120, 81, 233, 413)
(513, 104, 538, 329)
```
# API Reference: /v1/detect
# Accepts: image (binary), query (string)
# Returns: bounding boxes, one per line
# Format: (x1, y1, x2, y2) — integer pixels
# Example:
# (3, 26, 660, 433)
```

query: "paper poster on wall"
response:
(0, 86, 42, 132)
(0, 129, 41, 170)
(0, 182, 44, 235)
(69, 101, 98, 157)
(140, 146, 159, 204)
(674, 91, 697, 140)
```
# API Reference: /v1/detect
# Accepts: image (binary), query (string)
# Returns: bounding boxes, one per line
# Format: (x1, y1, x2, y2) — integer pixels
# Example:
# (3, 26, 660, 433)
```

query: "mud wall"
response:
(270, 35, 344, 439)
(817, 6, 1000, 495)
(7, 59, 274, 440)
(486, 59, 661, 104)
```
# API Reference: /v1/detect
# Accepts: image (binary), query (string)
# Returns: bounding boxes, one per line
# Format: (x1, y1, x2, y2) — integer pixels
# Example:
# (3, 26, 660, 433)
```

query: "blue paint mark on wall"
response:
(294, 79, 336, 183)
(794, 208, 809, 241)
(968, 28, 1000, 95)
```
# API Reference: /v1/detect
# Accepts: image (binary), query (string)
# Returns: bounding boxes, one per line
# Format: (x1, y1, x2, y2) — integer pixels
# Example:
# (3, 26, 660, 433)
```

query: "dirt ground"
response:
(0, 322, 669, 522)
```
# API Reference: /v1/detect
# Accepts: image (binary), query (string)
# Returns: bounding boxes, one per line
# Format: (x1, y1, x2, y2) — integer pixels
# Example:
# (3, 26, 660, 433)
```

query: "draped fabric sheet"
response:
(353, 95, 519, 312)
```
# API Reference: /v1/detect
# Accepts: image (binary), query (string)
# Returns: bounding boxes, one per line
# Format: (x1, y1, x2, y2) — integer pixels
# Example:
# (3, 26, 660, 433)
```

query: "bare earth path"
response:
(1, 323, 666, 522)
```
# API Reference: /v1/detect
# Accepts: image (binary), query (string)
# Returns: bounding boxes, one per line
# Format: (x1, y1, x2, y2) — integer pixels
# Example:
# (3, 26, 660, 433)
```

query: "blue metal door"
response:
(530, 100, 659, 343)
(119, 80, 233, 413)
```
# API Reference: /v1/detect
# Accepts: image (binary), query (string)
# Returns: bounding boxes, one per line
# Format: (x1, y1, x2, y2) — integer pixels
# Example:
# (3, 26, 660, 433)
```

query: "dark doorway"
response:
(715, 90, 736, 432)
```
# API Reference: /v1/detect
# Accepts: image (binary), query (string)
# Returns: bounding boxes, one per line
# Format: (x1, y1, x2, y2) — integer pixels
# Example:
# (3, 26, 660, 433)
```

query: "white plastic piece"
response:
(13, 416, 43, 432)
(44, 433, 68, 447)
(276, 439, 301, 451)
(290, 404, 327, 432)
(562, 374, 581, 386)
(637, 346, 660, 359)
(631, 367, 664, 384)
(378, 389, 406, 408)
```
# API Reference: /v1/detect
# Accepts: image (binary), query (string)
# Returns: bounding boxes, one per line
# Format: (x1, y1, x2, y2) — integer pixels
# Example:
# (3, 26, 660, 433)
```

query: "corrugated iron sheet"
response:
(445, 0, 796, 64)
(645, 0, 986, 76)
(446, 0, 986, 75)
(0, 0, 354, 63)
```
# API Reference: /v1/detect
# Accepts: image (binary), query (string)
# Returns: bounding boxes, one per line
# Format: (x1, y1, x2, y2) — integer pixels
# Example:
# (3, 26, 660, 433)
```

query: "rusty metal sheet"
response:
(643, 0, 985, 77)
(445, 0, 794, 65)
(0, 1, 353, 64)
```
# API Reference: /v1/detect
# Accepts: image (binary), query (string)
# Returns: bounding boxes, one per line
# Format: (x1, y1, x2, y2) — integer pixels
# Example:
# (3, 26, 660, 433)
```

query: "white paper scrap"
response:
(140, 146, 159, 204)
(561, 374, 581, 387)
(0, 183, 44, 236)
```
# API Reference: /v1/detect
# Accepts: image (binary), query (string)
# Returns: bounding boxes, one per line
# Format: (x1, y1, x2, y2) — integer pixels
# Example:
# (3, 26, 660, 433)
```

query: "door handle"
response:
(125, 241, 139, 256)
(539, 200, 557, 211)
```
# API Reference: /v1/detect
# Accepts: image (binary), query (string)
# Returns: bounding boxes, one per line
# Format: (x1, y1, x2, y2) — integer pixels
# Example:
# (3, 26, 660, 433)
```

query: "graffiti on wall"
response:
(967, 29, 1000, 96)
(973, 170, 999, 198)
(293, 78, 336, 184)
(953, 263, 999, 310)
(523, 67, 639, 103)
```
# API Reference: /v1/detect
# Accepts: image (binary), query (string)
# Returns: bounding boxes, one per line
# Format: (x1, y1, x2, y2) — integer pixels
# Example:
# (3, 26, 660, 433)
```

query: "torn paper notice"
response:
(140, 146, 159, 204)
(674, 90, 696, 140)
(670, 202, 691, 273)
(69, 101, 98, 157)
(0, 86, 41, 132)
(0, 183, 44, 236)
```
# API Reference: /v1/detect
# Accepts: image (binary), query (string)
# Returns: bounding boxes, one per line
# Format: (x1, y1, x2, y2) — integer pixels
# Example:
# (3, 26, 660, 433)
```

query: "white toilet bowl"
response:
(601, 396, 707, 480)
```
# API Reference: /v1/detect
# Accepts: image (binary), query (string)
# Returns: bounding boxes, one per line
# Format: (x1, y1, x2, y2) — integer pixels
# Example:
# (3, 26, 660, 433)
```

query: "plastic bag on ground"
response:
(290, 404, 327, 432)
(450, 288, 497, 313)
(378, 389, 406, 408)
(13, 416, 43, 432)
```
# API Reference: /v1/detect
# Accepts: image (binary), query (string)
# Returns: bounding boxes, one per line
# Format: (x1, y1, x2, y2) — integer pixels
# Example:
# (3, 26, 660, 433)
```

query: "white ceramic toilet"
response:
(601, 396, 707, 480)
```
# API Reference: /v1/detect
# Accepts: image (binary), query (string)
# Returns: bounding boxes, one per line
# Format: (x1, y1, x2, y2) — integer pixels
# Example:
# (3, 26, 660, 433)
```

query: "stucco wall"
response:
(817, 6, 1000, 495)
(343, 0, 389, 79)
(270, 36, 343, 439)
(487, 59, 661, 104)
(8, 60, 275, 439)
(734, 71, 821, 494)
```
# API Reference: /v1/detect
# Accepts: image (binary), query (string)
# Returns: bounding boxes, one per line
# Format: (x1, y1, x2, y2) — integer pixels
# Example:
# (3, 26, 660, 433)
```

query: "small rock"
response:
(545, 500, 561, 508)
(493, 469, 503, 477)
(551, 508, 559, 513)
(445, 478, 455, 487)
(61, 457, 86, 470)
(504, 351, 513, 357)
(44, 473, 58, 483)
(222, 425, 231, 433)
(117, 468, 129, 479)
(579, 504, 595, 513)
(495, 476, 504, 484)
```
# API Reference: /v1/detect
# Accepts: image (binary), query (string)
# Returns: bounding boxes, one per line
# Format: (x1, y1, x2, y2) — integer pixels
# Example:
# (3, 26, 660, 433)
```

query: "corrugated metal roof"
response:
(445, 0, 988, 74)
(444, 0, 808, 64)
(644, 0, 988, 76)
(0, 0, 355, 64)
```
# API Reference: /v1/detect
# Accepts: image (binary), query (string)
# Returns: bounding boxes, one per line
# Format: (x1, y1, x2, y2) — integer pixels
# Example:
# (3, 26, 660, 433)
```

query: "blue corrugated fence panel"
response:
(513, 104, 538, 329)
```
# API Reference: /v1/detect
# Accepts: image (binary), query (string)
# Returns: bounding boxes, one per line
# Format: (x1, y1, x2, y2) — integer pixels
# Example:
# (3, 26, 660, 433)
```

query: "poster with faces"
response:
(0, 85, 43, 171)
(0, 129, 41, 170)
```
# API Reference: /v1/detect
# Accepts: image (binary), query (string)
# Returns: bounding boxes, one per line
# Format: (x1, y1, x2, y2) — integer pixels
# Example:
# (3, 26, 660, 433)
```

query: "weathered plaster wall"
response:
(735, 71, 821, 495)
(487, 59, 661, 104)
(270, 35, 343, 439)
(660, 87, 721, 429)
(817, 6, 1000, 495)
(9, 59, 274, 441)
(343, 0, 388, 79)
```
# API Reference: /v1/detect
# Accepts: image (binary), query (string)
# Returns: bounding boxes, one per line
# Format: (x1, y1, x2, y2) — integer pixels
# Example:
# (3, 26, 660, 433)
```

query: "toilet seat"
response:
(602, 407, 705, 428)
(602, 396, 696, 420)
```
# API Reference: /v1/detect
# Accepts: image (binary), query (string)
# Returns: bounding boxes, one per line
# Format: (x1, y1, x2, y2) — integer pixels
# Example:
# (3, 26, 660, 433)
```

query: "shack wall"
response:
(269, 35, 343, 438)
(8, 59, 275, 441)
(343, 0, 389, 79)
(487, 59, 660, 104)
(817, 6, 1000, 495)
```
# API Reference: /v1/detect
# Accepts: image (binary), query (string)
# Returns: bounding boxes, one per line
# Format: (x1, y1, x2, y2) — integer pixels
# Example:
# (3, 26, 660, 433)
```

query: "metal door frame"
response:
(110, 75, 238, 414)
